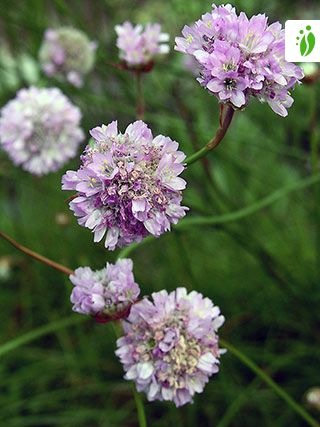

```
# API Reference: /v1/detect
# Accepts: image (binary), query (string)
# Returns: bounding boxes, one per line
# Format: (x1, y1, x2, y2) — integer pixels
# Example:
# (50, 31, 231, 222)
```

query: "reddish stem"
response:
(185, 104, 235, 165)
(0, 230, 73, 276)
(65, 194, 77, 203)
(219, 104, 224, 128)
(207, 104, 235, 150)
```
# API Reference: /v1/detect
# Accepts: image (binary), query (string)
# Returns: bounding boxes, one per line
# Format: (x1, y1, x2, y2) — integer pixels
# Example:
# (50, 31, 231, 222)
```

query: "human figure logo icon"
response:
(285, 20, 320, 62)
(296, 25, 316, 57)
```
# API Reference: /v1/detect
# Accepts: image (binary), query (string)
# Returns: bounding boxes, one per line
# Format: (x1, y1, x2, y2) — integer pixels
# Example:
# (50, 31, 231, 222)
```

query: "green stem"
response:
(117, 235, 155, 259)
(173, 84, 215, 185)
(132, 384, 148, 427)
(185, 145, 208, 166)
(220, 339, 320, 427)
(179, 172, 320, 228)
(0, 316, 86, 358)
(135, 71, 144, 120)
(111, 322, 148, 427)
(116, 172, 320, 259)
(185, 105, 235, 165)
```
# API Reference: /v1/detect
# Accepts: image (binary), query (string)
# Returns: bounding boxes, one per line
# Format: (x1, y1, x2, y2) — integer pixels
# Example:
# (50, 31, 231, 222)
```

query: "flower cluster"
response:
(70, 258, 140, 320)
(0, 87, 84, 175)
(116, 288, 225, 406)
(39, 27, 97, 87)
(115, 22, 170, 68)
(62, 120, 188, 250)
(175, 3, 304, 116)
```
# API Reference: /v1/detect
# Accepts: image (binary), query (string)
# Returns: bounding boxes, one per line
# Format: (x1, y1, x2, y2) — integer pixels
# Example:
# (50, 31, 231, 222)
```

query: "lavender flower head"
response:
(70, 259, 140, 319)
(175, 3, 304, 116)
(62, 120, 188, 250)
(115, 22, 170, 68)
(39, 27, 97, 87)
(0, 87, 84, 176)
(116, 288, 225, 406)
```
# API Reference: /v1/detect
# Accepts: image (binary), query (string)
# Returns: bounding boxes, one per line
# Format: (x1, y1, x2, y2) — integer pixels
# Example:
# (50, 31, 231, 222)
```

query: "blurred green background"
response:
(0, 0, 320, 426)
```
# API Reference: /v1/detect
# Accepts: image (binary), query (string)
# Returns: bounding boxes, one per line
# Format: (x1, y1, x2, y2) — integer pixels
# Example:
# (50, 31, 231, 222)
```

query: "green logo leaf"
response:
(299, 28, 316, 57)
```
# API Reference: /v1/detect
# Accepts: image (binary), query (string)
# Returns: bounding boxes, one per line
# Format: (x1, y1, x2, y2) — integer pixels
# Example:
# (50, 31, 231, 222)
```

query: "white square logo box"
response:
(285, 20, 320, 62)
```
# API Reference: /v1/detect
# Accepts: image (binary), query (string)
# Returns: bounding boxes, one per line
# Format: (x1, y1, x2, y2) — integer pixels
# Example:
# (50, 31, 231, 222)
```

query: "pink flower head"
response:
(116, 288, 225, 406)
(62, 121, 188, 250)
(175, 3, 303, 116)
(0, 87, 84, 175)
(39, 27, 97, 87)
(70, 258, 140, 320)
(115, 22, 170, 68)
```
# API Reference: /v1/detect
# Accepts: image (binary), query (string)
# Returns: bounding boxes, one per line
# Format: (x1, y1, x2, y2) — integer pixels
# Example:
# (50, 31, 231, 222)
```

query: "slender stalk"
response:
(173, 85, 215, 185)
(132, 384, 148, 427)
(0, 231, 147, 423)
(117, 235, 155, 259)
(0, 230, 73, 276)
(216, 345, 316, 427)
(185, 146, 208, 166)
(220, 339, 320, 427)
(179, 172, 320, 228)
(135, 71, 144, 120)
(116, 172, 320, 259)
(185, 104, 235, 165)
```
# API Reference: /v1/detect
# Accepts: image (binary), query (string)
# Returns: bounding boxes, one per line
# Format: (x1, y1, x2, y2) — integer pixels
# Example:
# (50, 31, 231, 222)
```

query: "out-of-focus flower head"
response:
(39, 27, 97, 87)
(0, 256, 13, 281)
(70, 258, 140, 321)
(305, 387, 320, 411)
(175, 3, 304, 116)
(115, 22, 170, 70)
(116, 287, 225, 406)
(62, 120, 188, 250)
(55, 212, 71, 227)
(0, 87, 84, 175)
(300, 63, 320, 84)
